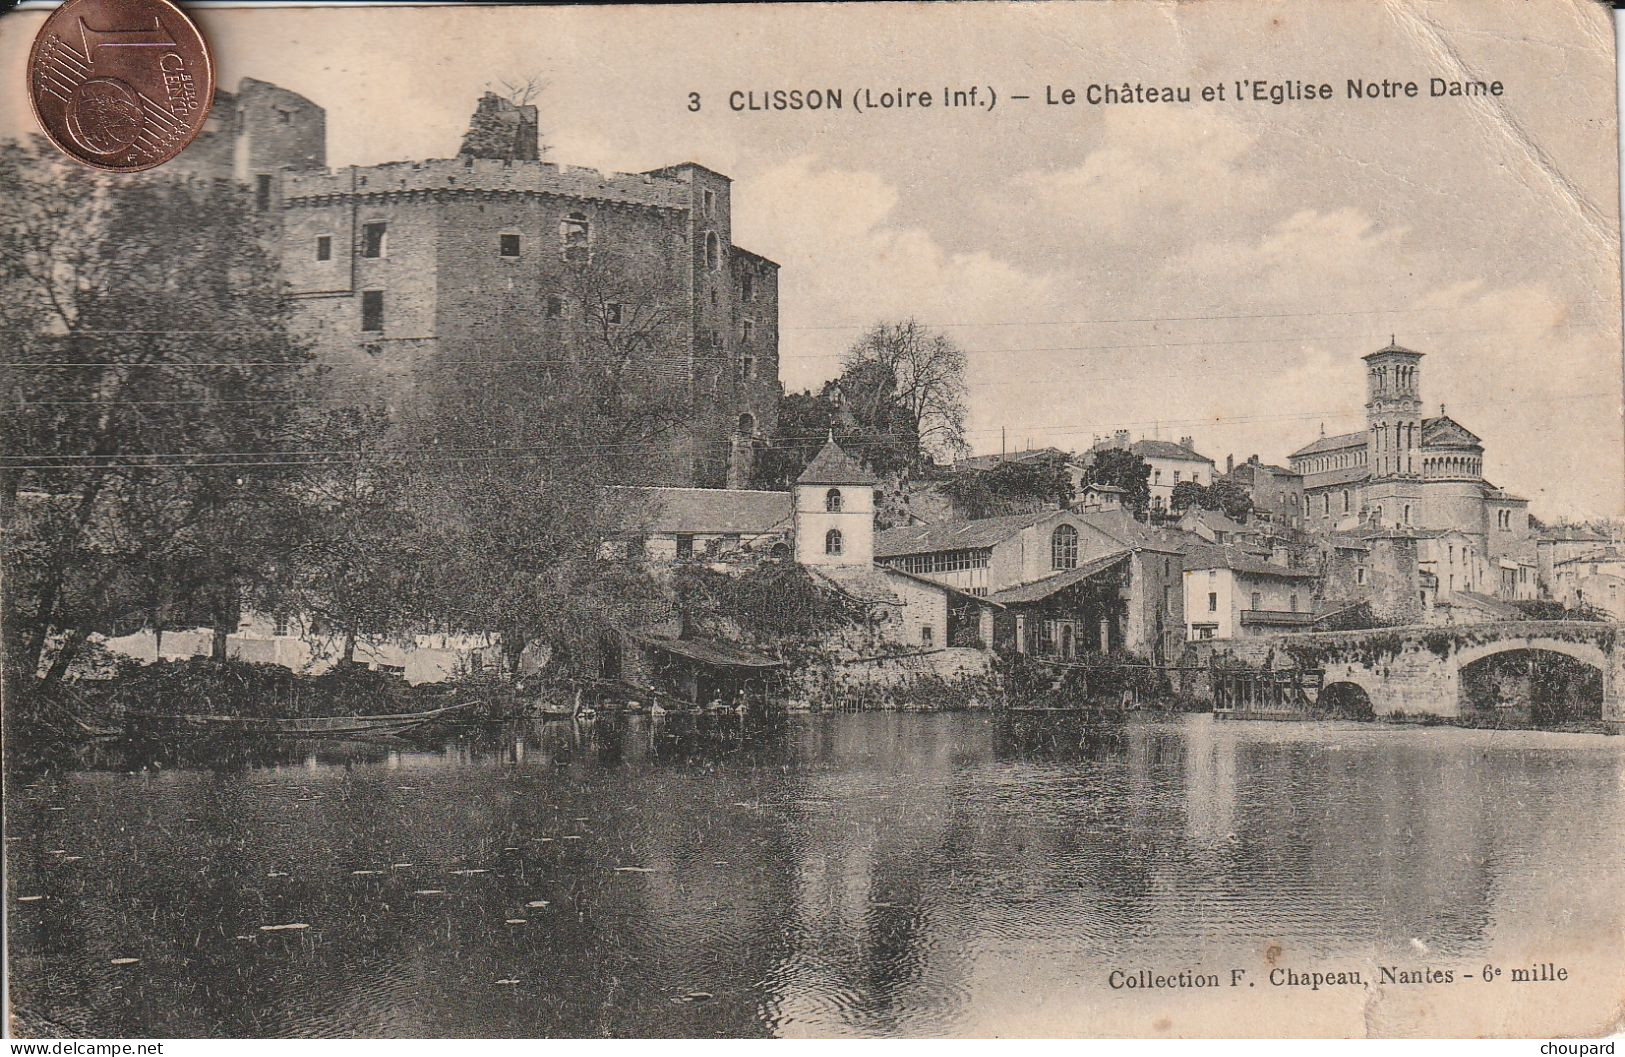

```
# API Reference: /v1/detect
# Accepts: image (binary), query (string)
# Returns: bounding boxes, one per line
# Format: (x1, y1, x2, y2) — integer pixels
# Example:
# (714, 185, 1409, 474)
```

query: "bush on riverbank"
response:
(105, 658, 418, 718)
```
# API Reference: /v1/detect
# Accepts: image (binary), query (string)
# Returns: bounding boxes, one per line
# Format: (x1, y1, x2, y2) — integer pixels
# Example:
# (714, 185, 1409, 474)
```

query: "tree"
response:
(1169, 478, 1254, 522)
(1170, 480, 1207, 515)
(1082, 448, 1152, 519)
(840, 319, 969, 465)
(0, 139, 322, 702)
(940, 453, 1076, 519)
(401, 253, 687, 674)
(1208, 478, 1254, 522)
(269, 406, 422, 666)
(749, 378, 914, 489)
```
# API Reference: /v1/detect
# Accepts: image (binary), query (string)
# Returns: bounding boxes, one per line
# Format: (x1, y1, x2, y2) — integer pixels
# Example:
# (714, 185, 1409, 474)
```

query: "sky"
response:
(2, 1, 1621, 518)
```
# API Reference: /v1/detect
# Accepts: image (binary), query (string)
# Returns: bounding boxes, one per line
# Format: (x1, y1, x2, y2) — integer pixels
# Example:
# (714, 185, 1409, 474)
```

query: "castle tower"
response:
(1363, 339, 1425, 527)
(794, 434, 878, 567)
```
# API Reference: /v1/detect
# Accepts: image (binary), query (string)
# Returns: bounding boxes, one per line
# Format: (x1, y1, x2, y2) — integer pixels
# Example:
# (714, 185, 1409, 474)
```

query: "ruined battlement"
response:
(281, 158, 692, 210)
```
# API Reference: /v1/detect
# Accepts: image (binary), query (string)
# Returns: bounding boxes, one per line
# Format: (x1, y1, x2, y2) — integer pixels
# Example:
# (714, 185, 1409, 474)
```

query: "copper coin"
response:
(26, 0, 214, 172)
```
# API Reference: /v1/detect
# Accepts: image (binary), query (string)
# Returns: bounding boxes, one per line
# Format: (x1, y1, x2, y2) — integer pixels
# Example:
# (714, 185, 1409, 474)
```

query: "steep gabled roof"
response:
(797, 436, 879, 486)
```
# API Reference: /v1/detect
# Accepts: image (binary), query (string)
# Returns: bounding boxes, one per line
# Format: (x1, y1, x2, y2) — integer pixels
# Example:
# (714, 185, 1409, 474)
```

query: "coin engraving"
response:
(26, 0, 213, 172)
(66, 77, 144, 154)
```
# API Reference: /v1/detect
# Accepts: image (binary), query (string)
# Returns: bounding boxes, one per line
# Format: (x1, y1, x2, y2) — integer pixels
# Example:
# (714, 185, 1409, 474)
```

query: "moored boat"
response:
(110, 703, 472, 738)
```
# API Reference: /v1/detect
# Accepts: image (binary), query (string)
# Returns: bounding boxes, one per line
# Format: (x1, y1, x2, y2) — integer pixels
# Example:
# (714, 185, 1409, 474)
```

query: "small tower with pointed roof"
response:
(794, 433, 878, 567)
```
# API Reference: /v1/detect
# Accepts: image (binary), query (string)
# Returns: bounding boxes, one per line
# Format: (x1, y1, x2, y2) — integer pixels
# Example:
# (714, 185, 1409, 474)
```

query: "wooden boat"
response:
(111, 702, 472, 739)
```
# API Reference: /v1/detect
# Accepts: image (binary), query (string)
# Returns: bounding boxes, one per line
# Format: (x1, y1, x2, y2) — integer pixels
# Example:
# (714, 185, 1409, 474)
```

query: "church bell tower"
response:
(1362, 339, 1424, 527)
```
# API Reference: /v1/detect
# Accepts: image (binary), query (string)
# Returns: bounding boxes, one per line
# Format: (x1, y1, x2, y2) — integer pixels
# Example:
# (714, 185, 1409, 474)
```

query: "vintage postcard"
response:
(2, 0, 1622, 1042)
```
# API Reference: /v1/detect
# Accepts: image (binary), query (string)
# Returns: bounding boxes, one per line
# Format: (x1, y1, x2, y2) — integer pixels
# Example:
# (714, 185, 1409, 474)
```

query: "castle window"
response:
(1403, 504, 1412, 525)
(273, 614, 290, 637)
(824, 529, 843, 556)
(1208, 592, 1218, 613)
(825, 488, 843, 513)
(705, 231, 721, 271)
(361, 290, 384, 332)
(605, 302, 622, 325)
(920, 625, 934, 646)
(315, 235, 331, 261)
(739, 354, 754, 382)
(742, 272, 754, 301)
(1341, 490, 1350, 514)
(1289, 594, 1299, 613)
(1356, 566, 1367, 585)
(545, 295, 564, 319)
(703, 188, 716, 216)
(676, 535, 694, 560)
(742, 320, 754, 345)
(362, 222, 387, 258)
(1051, 524, 1079, 571)
(737, 412, 755, 435)
(255, 174, 272, 211)
(1322, 494, 1329, 516)
(561, 213, 591, 263)
(277, 109, 291, 125)
(499, 233, 521, 258)
(1250, 591, 1261, 610)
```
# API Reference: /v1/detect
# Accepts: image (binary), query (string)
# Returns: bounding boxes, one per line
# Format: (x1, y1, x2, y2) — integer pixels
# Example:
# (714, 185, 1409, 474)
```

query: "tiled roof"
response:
(1421, 414, 1482, 449)
(797, 436, 879, 485)
(1180, 509, 1250, 536)
(876, 511, 1045, 557)
(955, 447, 1075, 471)
(1073, 509, 1188, 554)
(604, 486, 792, 535)
(1289, 430, 1366, 459)
(987, 552, 1131, 605)
(1184, 544, 1318, 579)
(1301, 465, 1371, 489)
(1555, 548, 1625, 567)
(1363, 340, 1424, 359)
(1130, 439, 1213, 463)
(1448, 591, 1521, 620)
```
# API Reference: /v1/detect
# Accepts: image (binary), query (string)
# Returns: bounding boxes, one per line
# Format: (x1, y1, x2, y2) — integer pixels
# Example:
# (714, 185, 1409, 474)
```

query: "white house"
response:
(796, 434, 996, 649)
(1183, 546, 1320, 641)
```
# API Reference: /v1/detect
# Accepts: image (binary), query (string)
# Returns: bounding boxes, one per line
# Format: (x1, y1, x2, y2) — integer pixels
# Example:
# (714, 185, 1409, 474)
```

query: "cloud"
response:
(733, 157, 1061, 393)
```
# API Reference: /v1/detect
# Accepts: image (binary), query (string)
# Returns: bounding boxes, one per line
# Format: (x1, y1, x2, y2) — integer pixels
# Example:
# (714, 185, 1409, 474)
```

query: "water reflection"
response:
(7, 714, 1623, 1037)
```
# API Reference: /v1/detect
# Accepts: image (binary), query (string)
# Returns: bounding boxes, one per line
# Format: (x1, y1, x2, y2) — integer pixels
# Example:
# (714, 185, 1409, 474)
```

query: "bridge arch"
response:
(1451, 636, 1609, 679)
(1317, 680, 1375, 719)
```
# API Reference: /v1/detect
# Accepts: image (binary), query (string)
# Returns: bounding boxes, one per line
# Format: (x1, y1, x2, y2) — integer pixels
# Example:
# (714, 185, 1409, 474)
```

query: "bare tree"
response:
(841, 318, 970, 464)
(498, 73, 548, 107)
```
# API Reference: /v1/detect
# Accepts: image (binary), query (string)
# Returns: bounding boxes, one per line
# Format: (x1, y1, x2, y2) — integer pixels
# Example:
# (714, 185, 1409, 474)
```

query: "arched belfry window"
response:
(824, 528, 843, 556)
(825, 488, 842, 513)
(1051, 523, 1079, 570)
(561, 213, 590, 263)
(705, 231, 721, 271)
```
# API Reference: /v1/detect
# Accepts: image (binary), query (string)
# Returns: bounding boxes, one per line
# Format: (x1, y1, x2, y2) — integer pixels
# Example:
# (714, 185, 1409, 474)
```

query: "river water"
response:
(6, 713, 1623, 1038)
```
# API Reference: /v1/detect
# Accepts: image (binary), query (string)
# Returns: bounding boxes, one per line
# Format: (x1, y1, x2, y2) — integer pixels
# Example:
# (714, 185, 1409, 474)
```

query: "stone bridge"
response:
(1259, 621, 1623, 724)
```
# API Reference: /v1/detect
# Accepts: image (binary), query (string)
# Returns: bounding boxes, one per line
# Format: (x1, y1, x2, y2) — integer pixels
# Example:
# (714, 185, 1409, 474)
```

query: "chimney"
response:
(1249, 454, 1260, 466)
(1179, 436, 1195, 452)
(1225, 454, 1234, 474)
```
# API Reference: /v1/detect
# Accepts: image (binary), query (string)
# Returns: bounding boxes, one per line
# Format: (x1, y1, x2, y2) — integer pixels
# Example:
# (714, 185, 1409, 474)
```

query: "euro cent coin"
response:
(27, 0, 214, 172)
